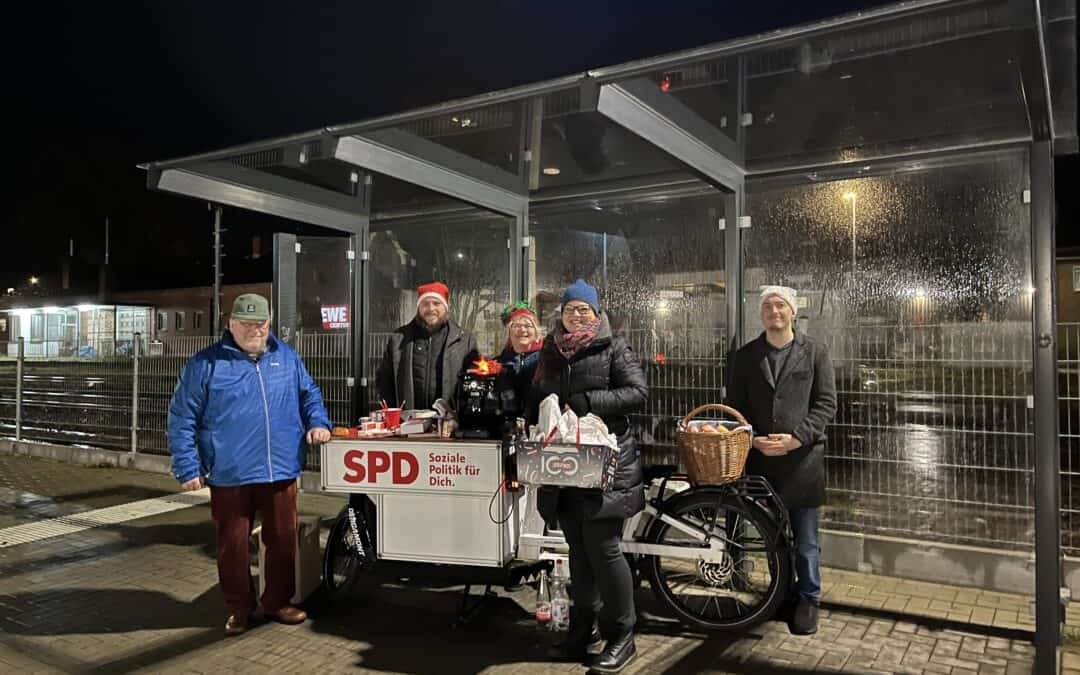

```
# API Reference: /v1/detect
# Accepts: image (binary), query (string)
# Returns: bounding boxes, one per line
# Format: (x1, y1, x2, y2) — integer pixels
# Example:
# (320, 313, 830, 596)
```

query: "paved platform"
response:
(0, 454, 1048, 674)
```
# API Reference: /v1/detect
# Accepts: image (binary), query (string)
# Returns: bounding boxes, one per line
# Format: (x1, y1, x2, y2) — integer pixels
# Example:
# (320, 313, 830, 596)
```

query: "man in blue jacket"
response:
(168, 293, 332, 636)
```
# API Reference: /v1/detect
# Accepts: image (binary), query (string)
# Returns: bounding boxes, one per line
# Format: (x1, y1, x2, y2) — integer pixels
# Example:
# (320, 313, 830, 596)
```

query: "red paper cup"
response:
(384, 408, 402, 429)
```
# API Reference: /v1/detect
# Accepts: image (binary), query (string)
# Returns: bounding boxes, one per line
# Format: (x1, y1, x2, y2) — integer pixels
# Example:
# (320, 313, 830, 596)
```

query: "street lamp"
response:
(28, 276, 39, 286)
(842, 193, 857, 271)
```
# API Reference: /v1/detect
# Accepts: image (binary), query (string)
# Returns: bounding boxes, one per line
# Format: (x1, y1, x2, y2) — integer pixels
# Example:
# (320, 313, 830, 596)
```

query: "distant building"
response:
(1058, 248, 1080, 324)
(0, 282, 271, 356)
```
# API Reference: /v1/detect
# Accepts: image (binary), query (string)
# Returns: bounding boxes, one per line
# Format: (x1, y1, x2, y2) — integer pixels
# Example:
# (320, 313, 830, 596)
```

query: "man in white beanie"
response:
(727, 285, 837, 635)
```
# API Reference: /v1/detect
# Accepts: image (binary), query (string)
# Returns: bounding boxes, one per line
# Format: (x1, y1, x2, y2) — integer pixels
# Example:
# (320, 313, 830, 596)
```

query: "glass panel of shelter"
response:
(368, 179, 513, 412)
(390, 99, 525, 176)
(524, 84, 732, 464)
(741, 147, 1035, 555)
(626, 0, 1031, 173)
(295, 235, 355, 428)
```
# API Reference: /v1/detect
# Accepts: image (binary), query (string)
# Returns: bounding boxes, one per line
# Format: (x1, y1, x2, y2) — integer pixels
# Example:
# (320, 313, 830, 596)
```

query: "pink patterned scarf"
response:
(554, 319, 601, 360)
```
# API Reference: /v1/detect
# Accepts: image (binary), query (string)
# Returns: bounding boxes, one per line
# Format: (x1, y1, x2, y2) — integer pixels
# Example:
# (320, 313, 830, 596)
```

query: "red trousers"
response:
(209, 479, 297, 616)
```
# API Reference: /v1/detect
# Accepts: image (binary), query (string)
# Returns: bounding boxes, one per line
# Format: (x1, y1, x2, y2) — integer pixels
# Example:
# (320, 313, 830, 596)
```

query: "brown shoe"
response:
(224, 613, 249, 636)
(266, 605, 307, 625)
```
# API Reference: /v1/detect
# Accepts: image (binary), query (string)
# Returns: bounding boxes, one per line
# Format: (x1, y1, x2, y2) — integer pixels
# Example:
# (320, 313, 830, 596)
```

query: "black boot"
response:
(789, 598, 819, 635)
(547, 609, 602, 661)
(588, 631, 636, 673)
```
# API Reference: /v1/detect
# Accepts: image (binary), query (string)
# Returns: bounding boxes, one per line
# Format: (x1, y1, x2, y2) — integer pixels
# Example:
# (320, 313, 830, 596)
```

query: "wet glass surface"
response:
(369, 207, 513, 361)
(742, 148, 1036, 551)
(530, 181, 727, 452)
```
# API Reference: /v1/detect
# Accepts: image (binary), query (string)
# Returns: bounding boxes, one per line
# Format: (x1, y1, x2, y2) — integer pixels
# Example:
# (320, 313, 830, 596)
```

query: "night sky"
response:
(3, 0, 1076, 295)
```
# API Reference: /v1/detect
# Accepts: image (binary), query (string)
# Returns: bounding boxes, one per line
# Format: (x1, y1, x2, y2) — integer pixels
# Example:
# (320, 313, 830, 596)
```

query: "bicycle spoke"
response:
(648, 490, 789, 631)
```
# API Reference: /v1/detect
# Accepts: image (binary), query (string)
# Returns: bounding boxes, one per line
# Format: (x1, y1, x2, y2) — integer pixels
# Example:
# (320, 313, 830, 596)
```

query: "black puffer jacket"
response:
(527, 312, 649, 525)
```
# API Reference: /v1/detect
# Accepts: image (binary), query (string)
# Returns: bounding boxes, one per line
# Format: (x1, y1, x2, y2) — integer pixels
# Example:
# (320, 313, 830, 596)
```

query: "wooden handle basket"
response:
(676, 404, 751, 485)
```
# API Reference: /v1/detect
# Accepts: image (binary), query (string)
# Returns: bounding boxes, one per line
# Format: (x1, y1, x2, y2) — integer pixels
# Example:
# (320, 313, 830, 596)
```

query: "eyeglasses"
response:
(562, 306, 595, 316)
(509, 323, 535, 331)
(235, 320, 269, 332)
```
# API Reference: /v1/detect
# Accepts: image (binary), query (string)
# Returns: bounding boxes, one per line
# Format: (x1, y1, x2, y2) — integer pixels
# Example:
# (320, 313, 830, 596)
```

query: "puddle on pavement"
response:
(0, 487, 82, 520)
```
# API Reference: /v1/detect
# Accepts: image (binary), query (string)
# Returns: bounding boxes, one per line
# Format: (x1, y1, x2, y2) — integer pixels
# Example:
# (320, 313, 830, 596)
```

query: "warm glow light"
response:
(467, 356, 503, 377)
(28, 276, 39, 285)
(842, 192, 857, 201)
(542, 167, 561, 175)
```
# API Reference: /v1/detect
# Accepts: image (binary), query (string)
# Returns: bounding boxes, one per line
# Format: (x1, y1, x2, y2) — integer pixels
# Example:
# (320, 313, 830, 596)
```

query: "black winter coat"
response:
(527, 313, 649, 525)
(375, 318, 478, 410)
(494, 345, 541, 422)
(726, 331, 837, 510)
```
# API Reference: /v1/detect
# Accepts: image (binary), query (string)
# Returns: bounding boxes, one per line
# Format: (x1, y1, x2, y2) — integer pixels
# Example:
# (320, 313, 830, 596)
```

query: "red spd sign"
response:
(321, 440, 501, 495)
(320, 305, 349, 330)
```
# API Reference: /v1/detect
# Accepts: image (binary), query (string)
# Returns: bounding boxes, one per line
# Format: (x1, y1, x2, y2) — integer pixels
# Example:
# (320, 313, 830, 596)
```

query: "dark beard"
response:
(416, 315, 447, 334)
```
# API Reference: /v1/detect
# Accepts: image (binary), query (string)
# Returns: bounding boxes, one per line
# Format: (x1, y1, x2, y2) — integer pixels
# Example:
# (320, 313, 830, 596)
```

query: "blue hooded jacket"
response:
(167, 332, 333, 486)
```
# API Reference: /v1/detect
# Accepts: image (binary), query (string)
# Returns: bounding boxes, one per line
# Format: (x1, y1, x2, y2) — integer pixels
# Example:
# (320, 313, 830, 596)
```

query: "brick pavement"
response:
(0, 454, 1046, 674)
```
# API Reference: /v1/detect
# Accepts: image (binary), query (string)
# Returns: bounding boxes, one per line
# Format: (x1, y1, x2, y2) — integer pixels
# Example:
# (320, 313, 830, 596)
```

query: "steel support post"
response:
(1031, 139, 1061, 674)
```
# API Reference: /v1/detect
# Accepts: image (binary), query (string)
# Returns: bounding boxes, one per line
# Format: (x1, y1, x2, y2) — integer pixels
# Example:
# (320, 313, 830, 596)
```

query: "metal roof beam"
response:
(334, 128, 528, 217)
(597, 77, 745, 191)
(148, 160, 367, 234)
(1010, 0, 1055, 143)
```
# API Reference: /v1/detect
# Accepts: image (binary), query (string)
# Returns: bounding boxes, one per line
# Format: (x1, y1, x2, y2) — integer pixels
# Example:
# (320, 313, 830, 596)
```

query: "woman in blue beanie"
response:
(527, 279, 648, 673)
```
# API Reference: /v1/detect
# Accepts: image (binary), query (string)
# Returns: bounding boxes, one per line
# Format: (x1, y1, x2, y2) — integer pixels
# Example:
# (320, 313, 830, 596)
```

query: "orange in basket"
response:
(676, 404, 751, 484)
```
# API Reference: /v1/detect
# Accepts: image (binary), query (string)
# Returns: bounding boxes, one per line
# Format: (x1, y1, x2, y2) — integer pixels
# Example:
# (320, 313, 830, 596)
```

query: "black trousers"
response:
(556, 490, 635, 638)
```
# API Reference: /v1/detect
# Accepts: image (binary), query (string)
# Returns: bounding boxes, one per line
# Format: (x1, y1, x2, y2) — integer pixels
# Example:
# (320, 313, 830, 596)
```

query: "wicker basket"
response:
(676, 404, 752, 485)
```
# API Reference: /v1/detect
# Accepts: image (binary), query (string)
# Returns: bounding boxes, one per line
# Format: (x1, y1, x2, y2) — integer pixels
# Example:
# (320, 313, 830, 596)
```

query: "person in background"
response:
(375, 281, 478, 411)
(494, 300, 543, 423)
(167, 293, 332, 636)
(528, 279, 648, 673)
(726, 285, 837, 635)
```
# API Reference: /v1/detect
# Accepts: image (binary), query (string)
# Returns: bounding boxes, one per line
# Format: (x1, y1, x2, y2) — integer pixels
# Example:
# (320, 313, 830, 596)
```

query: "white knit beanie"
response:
(759, 285, 798, 316)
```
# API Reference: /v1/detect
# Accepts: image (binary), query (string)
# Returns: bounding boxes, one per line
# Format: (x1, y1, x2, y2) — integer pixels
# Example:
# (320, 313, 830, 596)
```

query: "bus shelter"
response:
(143, 0, 1076, 667)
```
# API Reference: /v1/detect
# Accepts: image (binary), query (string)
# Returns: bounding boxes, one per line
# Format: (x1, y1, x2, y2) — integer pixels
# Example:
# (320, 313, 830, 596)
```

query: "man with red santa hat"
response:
(375, 281, 478, 411)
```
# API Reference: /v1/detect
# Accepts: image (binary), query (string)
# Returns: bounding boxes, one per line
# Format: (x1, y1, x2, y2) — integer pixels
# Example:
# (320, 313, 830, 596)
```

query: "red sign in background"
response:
(320, 305, 349, 330)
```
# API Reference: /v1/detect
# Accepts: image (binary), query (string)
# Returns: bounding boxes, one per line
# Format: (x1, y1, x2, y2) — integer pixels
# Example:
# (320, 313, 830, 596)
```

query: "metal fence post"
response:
(131, 333, 141, 453)
(15, 337, 24, 441)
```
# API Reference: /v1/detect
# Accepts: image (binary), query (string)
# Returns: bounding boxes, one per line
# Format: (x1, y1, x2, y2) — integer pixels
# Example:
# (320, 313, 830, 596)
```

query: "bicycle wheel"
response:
(643, 490, 790, 632)
(323, 505, 373, 599)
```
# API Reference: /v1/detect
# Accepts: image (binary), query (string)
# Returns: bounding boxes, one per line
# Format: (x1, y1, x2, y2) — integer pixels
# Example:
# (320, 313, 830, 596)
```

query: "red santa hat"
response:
(417, 281, 450, 309)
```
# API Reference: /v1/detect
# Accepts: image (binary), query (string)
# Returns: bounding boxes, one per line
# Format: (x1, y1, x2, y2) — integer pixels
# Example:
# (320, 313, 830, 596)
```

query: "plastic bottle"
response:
(535, 569, 552, 627)
(550, 560, 570, 632)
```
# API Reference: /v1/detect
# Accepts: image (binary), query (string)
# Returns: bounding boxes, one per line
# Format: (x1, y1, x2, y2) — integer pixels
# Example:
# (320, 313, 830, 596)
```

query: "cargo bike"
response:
(320, 404, 794, 631)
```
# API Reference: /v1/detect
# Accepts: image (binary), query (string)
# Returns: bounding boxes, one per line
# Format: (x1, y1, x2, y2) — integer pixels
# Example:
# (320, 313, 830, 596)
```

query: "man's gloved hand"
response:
(567, 393, 590, 416)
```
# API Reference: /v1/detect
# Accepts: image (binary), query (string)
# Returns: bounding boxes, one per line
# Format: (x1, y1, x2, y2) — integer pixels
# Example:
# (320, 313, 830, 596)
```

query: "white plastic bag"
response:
(577, 413, 619, 450)
(534, 393, 563, 442)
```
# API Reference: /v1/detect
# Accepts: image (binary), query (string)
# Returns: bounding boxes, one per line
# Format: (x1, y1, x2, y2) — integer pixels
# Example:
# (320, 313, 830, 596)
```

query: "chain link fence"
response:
(0, 335, 347, 460)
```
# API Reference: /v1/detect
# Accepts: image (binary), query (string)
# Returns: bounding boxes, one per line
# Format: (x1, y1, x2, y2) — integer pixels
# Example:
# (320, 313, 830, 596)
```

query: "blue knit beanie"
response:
(561, 279, 600, 313)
